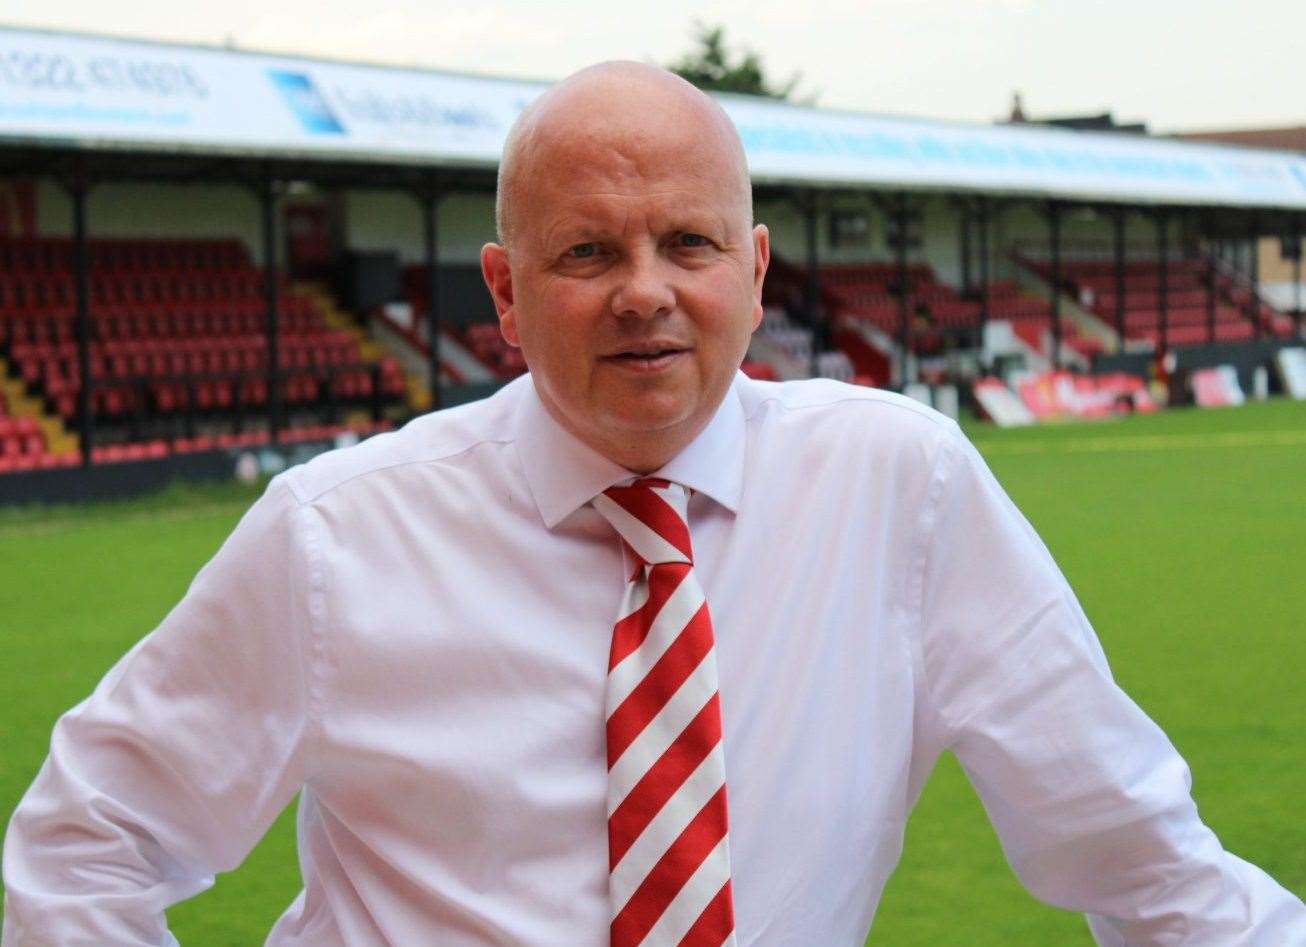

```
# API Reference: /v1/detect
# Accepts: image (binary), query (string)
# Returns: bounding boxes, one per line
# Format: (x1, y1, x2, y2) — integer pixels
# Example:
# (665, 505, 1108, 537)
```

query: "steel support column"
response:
(802, 192, 826, 373)
(977, 197, 990, 327)
(1249, 217, 1261, 339)
(1294, 214, 1303, 336)
(894, 194, 912, 386)
(70, 172, 93, 467)
(422, 189, 443, 410)
(1156, 209, 1169, 352)
(957, 199, 973, 295)
(1112, 207, 1127, 351)
(260, 179, 283, 445)
(1047, 202, 1062, 369)
(1204, 213, 1217, 344)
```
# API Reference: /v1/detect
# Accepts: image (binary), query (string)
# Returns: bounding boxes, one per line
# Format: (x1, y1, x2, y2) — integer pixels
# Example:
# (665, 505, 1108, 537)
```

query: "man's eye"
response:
(567, 243, 598, 259)
(677, 233, 709, 248)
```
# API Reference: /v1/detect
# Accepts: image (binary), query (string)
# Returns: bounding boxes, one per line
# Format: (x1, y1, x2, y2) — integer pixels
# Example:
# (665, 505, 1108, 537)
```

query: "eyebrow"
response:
(556, 214, 729, 243)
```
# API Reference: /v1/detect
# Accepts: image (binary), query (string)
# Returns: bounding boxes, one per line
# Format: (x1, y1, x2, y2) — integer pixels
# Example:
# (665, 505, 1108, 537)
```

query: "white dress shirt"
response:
(5, 373, 1304, 946)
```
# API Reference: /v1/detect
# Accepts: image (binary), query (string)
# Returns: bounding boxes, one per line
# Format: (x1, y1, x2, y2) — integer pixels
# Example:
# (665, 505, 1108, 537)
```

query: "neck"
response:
(583, 419, 707, 475)
(534, 391, 714, 475)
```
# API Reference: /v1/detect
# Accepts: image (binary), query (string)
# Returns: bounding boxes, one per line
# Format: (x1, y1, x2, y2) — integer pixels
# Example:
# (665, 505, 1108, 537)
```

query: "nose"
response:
(610, 248, 675, 320)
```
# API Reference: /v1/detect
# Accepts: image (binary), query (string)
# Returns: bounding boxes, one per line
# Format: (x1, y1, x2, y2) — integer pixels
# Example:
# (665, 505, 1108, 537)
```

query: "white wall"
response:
(757, 193, 1031, 288)
(343, 190, 495, 265)
(36, 180, 262, 259)
(28, 179, 499, 268)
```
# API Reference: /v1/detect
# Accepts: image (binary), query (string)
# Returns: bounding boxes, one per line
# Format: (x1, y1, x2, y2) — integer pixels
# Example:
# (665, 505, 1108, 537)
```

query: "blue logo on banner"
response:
(268, 70, 344, 134)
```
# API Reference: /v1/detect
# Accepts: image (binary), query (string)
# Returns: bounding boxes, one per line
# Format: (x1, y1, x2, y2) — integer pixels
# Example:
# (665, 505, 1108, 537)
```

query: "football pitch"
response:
(3, 398, 1304, 944)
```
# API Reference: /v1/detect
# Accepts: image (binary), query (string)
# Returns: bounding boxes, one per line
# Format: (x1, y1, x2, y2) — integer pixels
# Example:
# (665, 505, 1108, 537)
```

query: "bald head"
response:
(495, 61, 752, 250)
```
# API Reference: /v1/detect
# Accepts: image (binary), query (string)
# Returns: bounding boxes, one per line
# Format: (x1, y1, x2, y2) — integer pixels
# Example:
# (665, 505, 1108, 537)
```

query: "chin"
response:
(603, 402, 696, 437)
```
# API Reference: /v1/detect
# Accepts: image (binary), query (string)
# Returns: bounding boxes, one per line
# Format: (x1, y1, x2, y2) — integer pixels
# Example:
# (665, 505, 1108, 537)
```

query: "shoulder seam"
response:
(287, 435, 514, 505)
(743, 384, 960, 434)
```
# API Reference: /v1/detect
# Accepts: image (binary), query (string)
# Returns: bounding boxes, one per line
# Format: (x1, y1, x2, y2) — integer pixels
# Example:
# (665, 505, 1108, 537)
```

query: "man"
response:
(4, 62, 1304, 946)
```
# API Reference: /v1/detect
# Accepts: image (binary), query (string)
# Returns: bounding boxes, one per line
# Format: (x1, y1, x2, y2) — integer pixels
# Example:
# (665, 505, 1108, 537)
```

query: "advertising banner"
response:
(0, 27, 539, 166)
(1190, 366, 1246, 408)
(1013, 370, 1157, 420)
(973, 377, 1035, 427)
(3, 27, 1306, 210)
(1273, 348, 1306, 400)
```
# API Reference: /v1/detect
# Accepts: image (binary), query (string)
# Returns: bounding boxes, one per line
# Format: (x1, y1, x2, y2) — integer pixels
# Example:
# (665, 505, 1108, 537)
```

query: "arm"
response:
(914, 430, 1305, 945)
(3, 475, 320, 946)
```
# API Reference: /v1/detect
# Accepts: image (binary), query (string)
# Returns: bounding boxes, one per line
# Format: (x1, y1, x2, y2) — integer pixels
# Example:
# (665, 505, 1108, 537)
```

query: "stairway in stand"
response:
(0, 355, 78, 458)
(293, 281, 428, 415)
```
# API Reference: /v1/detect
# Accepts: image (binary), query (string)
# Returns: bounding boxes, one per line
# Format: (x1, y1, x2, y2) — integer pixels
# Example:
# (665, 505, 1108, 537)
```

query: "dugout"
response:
(2, 24, 1305, 497)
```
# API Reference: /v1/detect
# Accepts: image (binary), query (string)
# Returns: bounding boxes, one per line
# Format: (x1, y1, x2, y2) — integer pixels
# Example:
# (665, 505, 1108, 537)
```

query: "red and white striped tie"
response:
(592, 479, 736, 947)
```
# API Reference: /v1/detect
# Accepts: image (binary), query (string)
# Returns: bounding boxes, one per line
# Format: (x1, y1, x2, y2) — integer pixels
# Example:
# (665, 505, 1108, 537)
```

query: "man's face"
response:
(482, 117, 769, 471)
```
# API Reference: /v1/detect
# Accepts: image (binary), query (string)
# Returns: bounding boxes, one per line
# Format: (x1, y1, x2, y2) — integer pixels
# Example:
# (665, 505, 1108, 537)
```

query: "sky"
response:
(2, 0, 1304, 133)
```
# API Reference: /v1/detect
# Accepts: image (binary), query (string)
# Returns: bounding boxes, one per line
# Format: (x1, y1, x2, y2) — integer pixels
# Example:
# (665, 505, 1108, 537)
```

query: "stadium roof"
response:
(3, 24, 1306, 211)
(1176, 126, 1306, 154)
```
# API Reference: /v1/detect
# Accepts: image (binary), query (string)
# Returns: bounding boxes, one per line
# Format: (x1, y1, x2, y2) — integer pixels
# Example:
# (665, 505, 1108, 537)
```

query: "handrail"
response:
(372, 307, 498, 384)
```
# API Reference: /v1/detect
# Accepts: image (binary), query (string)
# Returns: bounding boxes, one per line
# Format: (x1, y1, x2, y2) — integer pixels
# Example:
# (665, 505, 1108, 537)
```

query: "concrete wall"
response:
(755, 194, 977, 285)
(1258, 234, 1304, 284)
(343, 190, 496, 266)
(35, 180, 262, 258)
(25, 179, 500, 268)
(755, 194, 1175, 290)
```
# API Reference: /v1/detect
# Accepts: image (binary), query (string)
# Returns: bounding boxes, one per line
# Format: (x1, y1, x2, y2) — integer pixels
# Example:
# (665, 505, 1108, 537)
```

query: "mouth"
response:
(601, 345, 691, 372)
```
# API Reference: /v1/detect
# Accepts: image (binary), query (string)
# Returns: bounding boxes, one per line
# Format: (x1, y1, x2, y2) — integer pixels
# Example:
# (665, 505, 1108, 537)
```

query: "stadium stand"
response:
(400, 265, 527, 381)
(1015, 251, 1297, 348)
(824, 258, 1099, 355)
(0, 25, 1303, 493)
(0, 410, 53, 472)
(0, 236, 408, 464)
(760, 254, 1103, 383)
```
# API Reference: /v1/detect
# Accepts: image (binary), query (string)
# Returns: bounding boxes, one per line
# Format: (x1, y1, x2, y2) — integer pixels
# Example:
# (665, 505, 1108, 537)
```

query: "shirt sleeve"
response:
(2, 474, 319, 946)
(914, 428, 1306, 945)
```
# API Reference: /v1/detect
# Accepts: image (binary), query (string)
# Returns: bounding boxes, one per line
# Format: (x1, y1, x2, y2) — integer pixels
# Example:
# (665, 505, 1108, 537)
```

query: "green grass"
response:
(2, 400, 1304, 944)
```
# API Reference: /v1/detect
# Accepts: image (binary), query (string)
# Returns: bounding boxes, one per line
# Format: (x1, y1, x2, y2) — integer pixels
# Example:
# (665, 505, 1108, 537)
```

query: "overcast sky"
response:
(2, 0, 1303, 132)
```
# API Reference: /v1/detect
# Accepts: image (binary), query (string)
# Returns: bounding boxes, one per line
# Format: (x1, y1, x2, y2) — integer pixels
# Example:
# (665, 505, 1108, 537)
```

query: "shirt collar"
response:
(513, 373, 747, 529)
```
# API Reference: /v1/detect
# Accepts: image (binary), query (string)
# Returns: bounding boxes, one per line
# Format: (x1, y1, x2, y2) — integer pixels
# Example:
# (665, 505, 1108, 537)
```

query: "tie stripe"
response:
(609, 562, 696, 675)
(593, 491, 692, 566)
(607, 642, 723, 817)
(678, 881, 737, 947)
(594, 479, 735, 947)
(606, 602, 713, 766)
(610, 728, 726, 886)
(610, 790, 730, 940)
(608, 693, 722, 868)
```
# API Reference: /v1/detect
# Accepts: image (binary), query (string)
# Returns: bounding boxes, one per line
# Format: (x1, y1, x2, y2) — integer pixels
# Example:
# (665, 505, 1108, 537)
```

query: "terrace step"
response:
(0, 357, 77, 455)
(295, 280, 424, 412)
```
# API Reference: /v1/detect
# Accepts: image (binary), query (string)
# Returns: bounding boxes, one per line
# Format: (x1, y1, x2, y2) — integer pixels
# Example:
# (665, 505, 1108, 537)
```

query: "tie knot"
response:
(592, 478, 694, 566)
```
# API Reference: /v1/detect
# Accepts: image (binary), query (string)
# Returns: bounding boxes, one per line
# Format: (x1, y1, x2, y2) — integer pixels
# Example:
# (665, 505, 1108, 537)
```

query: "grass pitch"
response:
(2, 399, 1304, 944)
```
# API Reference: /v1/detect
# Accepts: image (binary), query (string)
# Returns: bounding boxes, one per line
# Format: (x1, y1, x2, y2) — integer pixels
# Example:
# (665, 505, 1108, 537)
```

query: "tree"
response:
(668, 23, 803, 101)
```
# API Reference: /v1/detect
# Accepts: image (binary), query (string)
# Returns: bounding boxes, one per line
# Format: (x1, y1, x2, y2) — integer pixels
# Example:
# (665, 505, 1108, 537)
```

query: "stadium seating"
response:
(815, 261, 1100, 361)
(0, 414, 46, 468)
(1025, 256, 1296, 348)
(0, 236, 408, 463)
(402, 267, 528, 380)
(0, 395, 82, 472)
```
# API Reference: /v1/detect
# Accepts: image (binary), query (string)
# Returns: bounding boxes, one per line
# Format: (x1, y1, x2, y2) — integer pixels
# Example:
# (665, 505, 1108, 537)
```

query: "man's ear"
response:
(750, 224, 771, 332)
(480, 242, 520, 346)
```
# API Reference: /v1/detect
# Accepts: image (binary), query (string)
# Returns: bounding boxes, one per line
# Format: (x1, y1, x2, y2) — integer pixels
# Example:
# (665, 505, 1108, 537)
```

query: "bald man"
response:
(5, 63, 1304, 947)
